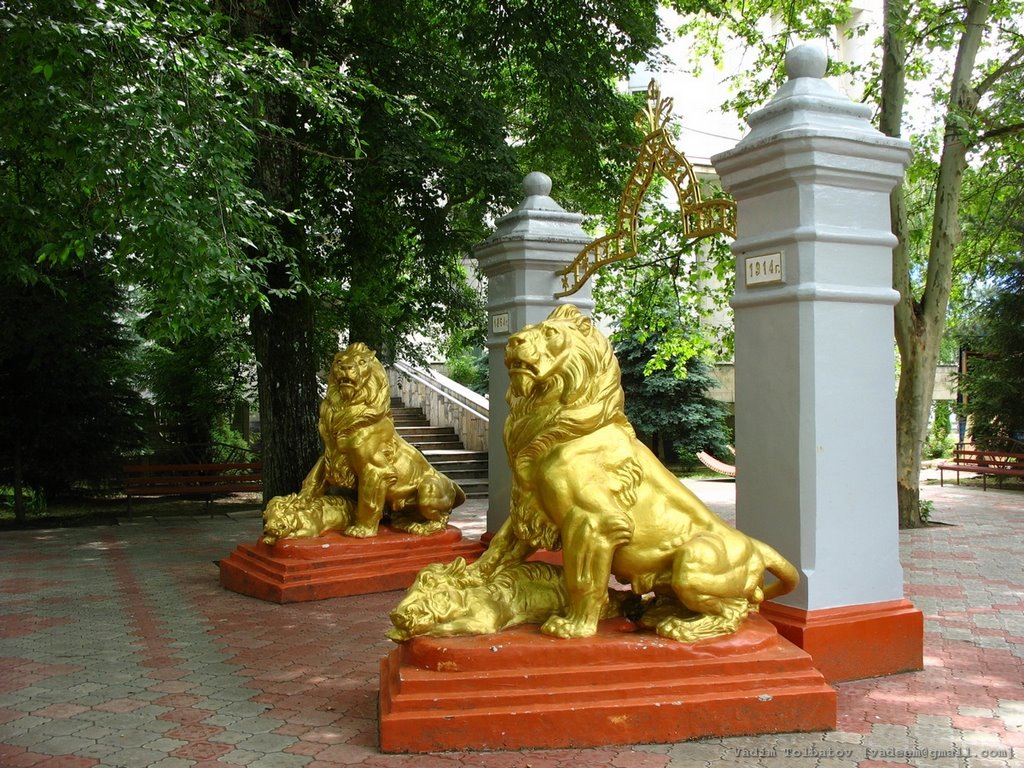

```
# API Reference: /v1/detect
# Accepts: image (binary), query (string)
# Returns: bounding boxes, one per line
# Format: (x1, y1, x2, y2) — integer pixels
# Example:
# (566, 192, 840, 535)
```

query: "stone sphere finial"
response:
(523, 171, 552, 198)
(785, 45, 827, 80)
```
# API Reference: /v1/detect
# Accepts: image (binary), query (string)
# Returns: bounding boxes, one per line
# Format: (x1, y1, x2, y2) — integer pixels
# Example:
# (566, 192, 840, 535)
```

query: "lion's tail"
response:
(755, 540, 800, 601)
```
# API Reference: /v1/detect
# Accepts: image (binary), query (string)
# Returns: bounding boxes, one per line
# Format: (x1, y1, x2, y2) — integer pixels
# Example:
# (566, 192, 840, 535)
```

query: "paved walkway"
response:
(0, 477, 1021, 768)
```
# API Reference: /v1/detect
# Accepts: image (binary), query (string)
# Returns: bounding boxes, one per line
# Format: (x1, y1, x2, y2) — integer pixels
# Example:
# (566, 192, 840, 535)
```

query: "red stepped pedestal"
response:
(760, 599, 924, 683)
(379, 613, 837, 753)
(219, 525, 485, 603)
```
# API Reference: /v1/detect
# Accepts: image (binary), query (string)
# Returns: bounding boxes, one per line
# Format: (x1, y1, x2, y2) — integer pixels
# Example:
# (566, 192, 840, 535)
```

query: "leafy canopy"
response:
(0, 0, 364, 341)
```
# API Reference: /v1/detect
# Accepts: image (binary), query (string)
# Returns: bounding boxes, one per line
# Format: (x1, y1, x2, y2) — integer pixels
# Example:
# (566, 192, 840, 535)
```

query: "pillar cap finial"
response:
(785, 45, 827, 80)
(523, 171, 552, 198)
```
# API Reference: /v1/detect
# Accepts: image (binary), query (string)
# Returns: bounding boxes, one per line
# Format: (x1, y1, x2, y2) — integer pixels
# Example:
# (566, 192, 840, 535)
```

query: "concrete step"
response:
(398, 425, 463, 439)
(392, 404, 489, 499)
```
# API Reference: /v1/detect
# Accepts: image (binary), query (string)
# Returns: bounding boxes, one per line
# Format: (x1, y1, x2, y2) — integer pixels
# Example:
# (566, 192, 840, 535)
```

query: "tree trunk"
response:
(12, 444, 26, 523)
(236, 0, 323, 502)
(887, 0, 989, 527)
(252, 290, 321, 502)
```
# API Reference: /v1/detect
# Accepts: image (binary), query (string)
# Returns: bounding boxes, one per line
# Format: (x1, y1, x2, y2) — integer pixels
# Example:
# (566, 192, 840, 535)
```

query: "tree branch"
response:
(975, 46, 1024, 96)
(983, 121, 1024, 141)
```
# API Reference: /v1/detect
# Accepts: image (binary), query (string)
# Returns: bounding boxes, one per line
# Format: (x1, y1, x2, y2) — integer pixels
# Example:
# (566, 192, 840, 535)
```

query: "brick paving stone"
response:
(236, 731, 306, 754)
(1, 484, 1021, 766)
(31, 734, 102, 755)
(102, 746, 175, 767)
(147, 758, 197, 768)
(247, 753, 313, 768)
(170, 740, 234, 761)
(25, 718, 89, 737)
(164, 722, 224, 740)
(77, 741, 121, 760)
(219, 747, 265, 764)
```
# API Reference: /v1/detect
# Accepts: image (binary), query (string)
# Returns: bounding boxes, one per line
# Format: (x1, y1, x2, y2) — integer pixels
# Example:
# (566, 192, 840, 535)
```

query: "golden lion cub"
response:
(466, 304, 799, 642)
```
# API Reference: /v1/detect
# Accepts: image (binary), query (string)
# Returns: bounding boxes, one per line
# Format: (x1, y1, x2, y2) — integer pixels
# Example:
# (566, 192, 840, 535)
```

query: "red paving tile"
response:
(92, 698, 151, 713)
(165, 723, 225, 740)
(152, 693, 205, 707)
(171, 741, 234, 760)
(158, 707, 218, 723)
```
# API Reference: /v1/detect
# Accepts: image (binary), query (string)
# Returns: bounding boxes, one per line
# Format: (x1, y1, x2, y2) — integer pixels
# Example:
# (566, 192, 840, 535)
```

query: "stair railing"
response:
(389, 362, 489, 452)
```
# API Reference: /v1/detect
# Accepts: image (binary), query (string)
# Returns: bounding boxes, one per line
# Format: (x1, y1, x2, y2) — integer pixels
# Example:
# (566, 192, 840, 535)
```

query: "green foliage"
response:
(445, 350, 489, 397)
(0, 0, 673, 498)
(668, 0, 864, 119)
(614, 324, 732, 466)
(304, 0, 662, 361)
(0, 486, 46, 515)
(0, 260, 146, 499)
(924, 401, 955, 459)
(595, 198, 735, 373)
(0, 0, 363, 340)
(955, 260, 1024, 448)
(210, 416, 256, 464)
(919, 498, 933, 523)
(141, 329, 254, 463)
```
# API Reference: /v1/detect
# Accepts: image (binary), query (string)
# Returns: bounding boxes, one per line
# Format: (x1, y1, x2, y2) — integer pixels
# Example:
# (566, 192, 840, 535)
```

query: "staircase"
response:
(392, 399, 489, 499)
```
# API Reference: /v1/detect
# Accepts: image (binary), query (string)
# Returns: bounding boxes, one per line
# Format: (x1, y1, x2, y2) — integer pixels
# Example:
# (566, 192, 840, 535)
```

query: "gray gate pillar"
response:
(473, 172, 593, 535)
(712, 45, 923, 681)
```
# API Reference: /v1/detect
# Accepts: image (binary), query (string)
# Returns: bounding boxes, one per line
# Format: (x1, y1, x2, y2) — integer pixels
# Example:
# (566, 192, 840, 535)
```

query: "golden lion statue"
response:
(386, 557, 625, 641)
(260, 493, 354, 545)
(390, 304, 797, 643)
(261, 342, 466, 542)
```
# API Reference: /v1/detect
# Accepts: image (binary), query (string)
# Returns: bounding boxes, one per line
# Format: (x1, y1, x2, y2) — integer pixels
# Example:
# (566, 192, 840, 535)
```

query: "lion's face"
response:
(262, 509, 301, 544)
(505, 305, 597, 400)
(329, 342, 383, 404)
(386, 559, 473, 641)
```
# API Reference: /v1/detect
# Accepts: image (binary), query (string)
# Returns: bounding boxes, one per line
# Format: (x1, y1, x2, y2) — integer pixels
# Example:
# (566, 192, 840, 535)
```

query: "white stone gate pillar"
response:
(712, 46, 923, 681)
(473, 172, 593, 534)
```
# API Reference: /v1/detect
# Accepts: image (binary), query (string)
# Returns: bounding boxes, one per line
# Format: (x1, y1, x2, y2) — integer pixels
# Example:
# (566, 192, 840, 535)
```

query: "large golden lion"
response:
(465, 304, 798, 642)
(262, 342, 465, 542)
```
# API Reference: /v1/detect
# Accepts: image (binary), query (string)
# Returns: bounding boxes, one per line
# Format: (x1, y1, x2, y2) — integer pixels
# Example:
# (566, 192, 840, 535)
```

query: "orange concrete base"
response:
(219, 525, 485, 603)
(379, 613, 836, 753)
(760, 599, 924, 683)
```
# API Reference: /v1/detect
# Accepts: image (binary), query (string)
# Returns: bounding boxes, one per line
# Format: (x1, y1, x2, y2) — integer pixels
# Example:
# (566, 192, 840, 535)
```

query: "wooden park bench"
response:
(936, 448, 1024, 490)
(123, 461, 263, 512)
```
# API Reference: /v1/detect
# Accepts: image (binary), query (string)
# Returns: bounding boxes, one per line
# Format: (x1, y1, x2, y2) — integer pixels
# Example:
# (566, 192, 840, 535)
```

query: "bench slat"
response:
(123, 462, 262, 474)
(125, 483, 263, 497)
(125, 473, 263, 487)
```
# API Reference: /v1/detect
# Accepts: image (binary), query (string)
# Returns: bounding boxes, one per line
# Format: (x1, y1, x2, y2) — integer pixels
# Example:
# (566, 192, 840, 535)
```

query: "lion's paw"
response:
(343, 523, 378, 538)
(655, 612, 745, 642)
(540, 615, 597, 639)
(394, 520, 447, 536)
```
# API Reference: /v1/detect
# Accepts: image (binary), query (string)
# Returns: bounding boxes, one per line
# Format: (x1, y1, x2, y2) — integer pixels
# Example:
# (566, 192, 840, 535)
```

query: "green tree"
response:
(0, 261, 145, 521)
(667, 0, 1024, 526)
(223, 0, 667, 497)
(4, 0, 669, 502)
(142, 330, 253, 463)
(1, 1, 363, 499)
(956, 259, 1024, 448)
(615, 327, 732, 465)
(594, 198, 736, 372)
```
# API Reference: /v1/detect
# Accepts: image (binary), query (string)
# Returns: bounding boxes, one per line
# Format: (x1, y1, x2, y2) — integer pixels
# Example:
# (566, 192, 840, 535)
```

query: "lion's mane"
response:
(504, 304, 635, 549)
(321, 342, 390, 433)
(318, 342, 391, 487)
